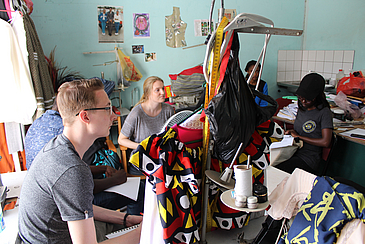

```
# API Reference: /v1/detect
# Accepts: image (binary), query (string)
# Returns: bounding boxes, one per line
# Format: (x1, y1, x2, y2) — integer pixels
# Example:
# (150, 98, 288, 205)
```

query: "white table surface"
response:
(0, 203, 19, 244)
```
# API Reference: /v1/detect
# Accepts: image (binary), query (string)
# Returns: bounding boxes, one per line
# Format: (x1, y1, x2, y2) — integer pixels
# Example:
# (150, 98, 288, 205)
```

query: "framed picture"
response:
(132, 45, 144, 54)
(97, 5, 124, 43)
(133, 13, 150, 38)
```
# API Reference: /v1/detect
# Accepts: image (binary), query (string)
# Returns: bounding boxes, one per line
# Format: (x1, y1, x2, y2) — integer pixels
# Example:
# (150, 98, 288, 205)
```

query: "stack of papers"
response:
(270, 135, 295, 149)
(104, 177, 140, 201)
(277, 102, 298, 120)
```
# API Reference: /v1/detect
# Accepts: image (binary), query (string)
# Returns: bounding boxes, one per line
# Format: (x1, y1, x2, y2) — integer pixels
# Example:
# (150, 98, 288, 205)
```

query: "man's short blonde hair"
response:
(57, 78, 104, 125)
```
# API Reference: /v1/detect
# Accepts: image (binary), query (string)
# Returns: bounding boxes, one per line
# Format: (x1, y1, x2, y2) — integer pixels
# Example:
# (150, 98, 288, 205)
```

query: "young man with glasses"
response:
(24, 81, 144, 214)
(18, 78, 142, 243)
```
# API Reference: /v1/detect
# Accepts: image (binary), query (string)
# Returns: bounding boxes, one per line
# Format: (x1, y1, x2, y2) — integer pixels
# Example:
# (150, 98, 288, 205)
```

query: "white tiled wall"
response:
(277, 50, 355, 82)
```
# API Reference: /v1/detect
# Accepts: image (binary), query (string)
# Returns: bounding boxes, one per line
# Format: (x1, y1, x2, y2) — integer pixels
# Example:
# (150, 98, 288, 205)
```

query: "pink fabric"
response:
(4, 0, 11, 19)
(268, 168, 316, 220)
(171, 124, 202, 149)
(337, 219, 365, 244)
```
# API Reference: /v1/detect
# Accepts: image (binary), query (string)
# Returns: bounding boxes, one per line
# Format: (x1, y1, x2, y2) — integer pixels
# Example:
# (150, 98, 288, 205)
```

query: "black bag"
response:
(251, 215, 286, 244)
(204, 32, 277, 164)
(91, 149, 123, 178)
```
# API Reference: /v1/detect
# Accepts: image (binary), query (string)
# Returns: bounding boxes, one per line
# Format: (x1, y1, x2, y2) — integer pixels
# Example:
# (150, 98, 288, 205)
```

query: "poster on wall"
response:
(133, 13, 150, 38)
(97, 5, 124, 43)
(194, 19, 215, 36)
(224, 9, 237, 22)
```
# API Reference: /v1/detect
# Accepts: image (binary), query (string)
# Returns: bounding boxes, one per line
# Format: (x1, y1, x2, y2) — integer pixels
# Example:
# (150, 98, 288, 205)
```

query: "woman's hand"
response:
(285, 129, 299, 138)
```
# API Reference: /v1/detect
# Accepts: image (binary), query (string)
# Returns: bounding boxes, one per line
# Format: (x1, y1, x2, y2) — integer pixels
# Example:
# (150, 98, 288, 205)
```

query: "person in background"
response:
(275, 73, 333, 175)
(18, 79, 142, 243)
(245, 60, 269, 107)
(114, 10, 122, 36)
(98, 8, 107, 36)
(106, 7, 114, 36)
(118, 76, 174, 175)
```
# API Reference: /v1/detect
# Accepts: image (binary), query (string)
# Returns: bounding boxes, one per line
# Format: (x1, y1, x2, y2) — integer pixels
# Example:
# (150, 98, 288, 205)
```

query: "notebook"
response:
(106, 224, 140, 239)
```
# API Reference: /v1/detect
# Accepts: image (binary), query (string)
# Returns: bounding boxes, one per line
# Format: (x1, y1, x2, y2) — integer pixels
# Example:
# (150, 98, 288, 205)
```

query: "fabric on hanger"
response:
(22, 12, 55, 118)
(0, 18, 37, 124)
(130, 128, 202, 244)
(4, 0, 10, 18)
(4, 122, 25, 154)
(0, 0, 9, 21)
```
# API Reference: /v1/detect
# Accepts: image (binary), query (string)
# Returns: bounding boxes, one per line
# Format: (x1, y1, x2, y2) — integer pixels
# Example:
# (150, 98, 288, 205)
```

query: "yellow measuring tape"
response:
(201, 16, 229, 233)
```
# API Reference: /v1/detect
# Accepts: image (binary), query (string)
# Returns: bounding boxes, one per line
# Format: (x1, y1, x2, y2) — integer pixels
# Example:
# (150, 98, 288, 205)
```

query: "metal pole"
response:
(200, 139, 213, 244)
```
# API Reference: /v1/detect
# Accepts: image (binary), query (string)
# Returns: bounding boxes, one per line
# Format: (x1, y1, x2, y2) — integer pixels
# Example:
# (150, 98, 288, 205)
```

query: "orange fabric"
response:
(0, 123, 15, 173)
(19, 150, 27, 171)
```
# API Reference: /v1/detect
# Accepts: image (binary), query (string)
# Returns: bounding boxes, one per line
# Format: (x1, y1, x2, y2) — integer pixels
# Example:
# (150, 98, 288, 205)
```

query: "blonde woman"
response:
(118, 76, 174, 172)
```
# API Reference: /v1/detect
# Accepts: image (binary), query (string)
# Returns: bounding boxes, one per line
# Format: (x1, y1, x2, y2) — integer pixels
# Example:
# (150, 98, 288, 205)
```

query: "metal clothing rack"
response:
(200, 1, 303, 243)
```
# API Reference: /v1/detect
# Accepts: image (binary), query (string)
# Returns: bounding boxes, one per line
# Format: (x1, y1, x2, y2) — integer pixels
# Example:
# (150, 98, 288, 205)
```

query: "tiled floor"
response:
(204, 215, 266, 244)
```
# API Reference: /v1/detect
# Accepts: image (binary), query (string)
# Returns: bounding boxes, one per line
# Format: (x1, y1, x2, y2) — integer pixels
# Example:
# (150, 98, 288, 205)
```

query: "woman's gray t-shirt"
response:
(294, 106, 333, 170)
(121, 103, 174, 143)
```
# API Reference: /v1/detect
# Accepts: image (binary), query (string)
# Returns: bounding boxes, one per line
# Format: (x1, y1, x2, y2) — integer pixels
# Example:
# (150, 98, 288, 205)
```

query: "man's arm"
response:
(93, 205, 142, 226)
(68, 218, 98, 244)
(68, 217, 141, 244)
(90, 165, 111, 176)
(93, 169, 127, 194)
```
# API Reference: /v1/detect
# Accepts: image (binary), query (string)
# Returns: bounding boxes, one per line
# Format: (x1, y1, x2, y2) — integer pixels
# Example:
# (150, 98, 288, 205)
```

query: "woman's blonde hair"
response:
(135, 76, 163, 106)
(57, 78, 104, 125)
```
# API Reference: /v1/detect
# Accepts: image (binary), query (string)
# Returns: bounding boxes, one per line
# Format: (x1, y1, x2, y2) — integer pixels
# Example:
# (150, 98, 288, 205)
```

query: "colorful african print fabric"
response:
(279, 176, 365, 244)
(130, 128, 202, 244)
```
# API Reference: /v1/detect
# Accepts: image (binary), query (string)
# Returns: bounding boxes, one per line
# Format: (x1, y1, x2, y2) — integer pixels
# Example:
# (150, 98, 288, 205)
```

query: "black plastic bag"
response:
(204, 32, 277, 164)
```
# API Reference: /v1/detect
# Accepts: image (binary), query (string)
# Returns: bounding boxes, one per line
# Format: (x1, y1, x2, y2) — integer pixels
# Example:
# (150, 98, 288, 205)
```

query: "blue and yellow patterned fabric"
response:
(280, 176, 365, 244)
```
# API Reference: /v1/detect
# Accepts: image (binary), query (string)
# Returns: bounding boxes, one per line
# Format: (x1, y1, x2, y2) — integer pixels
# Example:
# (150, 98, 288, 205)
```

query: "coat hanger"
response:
(0, 9, 23, 18)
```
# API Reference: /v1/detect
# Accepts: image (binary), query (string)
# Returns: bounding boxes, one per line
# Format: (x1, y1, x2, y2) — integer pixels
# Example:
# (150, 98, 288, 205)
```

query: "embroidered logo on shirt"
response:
(302, 120, 316, 133)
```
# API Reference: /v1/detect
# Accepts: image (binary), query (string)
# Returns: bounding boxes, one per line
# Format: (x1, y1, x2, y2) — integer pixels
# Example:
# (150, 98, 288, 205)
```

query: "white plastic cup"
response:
(234, 165, 252, 198)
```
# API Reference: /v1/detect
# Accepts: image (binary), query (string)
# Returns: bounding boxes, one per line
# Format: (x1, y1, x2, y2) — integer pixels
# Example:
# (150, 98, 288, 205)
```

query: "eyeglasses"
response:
(75, 105, 112, 116)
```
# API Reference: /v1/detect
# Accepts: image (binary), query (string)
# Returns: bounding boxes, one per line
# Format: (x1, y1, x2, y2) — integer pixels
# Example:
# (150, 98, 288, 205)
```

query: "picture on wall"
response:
(97, 5, 124, 43)
(145, 52, 156, 62)
(133, 13, 150, 38)
(194, 19, 215, 36)
(132, 45, 144, 54)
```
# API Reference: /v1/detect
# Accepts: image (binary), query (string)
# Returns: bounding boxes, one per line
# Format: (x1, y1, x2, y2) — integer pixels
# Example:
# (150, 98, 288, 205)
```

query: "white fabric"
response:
(268, 168, 316, 220)
(337, 219, 365, 244)
(179, 113, 204, 129)
(10, 11, 29, 71)
(4, 122, 25, 154)
(139, 182, 164, 244)
(0, 19, 36, 124)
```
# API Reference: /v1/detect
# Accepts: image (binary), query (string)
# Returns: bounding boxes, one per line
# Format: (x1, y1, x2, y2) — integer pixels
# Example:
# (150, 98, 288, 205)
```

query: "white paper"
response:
(270, 135, 295, 149)
(339, 128, 365, 138)
(1, 170, 27, 198)
(104, 177, 140, 201)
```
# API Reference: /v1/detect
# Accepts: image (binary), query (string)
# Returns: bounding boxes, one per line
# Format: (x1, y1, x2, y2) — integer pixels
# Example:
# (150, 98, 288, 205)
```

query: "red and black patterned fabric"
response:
(130, 128, 202, 244)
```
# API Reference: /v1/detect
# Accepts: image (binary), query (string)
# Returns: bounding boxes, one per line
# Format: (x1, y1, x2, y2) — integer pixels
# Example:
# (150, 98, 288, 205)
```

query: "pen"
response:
(350, 134, 365, 140)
